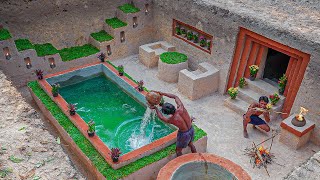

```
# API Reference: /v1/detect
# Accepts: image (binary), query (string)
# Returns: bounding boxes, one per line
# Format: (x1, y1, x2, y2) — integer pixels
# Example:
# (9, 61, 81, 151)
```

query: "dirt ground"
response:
(0, 71, 85, 180)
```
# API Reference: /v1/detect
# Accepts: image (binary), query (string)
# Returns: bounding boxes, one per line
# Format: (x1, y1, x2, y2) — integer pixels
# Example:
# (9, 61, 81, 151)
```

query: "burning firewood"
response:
(244, 130, 281, 177)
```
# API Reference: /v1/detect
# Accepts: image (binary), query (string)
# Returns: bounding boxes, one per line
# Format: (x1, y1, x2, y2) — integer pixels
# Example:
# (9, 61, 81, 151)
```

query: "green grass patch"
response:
(34, 43, 58, 57)
(58, 44, 99, 62)
(28, 79, 206, 180)
(160, 52, 188, 64)
(90, 30, 114, 42)
(0, 28, 12, 41)
(105, 18, 127, 29)
(14, 39, 34, 51)
(118, 3, 140, 13)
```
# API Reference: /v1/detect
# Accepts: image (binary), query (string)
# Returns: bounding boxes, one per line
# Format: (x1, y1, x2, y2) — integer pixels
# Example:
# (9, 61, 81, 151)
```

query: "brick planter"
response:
(157, 59, 188, 83)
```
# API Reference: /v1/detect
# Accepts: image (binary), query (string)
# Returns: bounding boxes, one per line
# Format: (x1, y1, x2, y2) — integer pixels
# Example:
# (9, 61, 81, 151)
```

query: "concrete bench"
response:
(139, 41, 175, 68)
(178, 62, 219, 100)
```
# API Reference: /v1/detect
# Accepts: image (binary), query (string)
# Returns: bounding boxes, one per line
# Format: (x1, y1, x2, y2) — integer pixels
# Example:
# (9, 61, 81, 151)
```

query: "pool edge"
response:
(37, 62, 179, 170)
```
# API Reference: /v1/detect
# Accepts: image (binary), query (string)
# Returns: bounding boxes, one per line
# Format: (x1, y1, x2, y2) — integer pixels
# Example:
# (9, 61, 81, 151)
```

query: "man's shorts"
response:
(176, 126, 194, 148)
(248, 115, 266, 125)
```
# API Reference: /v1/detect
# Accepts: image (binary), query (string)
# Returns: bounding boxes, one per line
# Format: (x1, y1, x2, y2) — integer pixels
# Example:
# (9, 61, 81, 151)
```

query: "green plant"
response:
(249, 65, 259, 76)
(187, 31, 193, 40)
(228, 87, 238, 99)
(105, 18, 128, 29)
(9, 155, 23, 163)
(239, 77, 247, 88)
(59, 44, 99, 62)
(87, 120, 95, 133)
(51, 84, 60, 96)
(160, 52, 187, 64)
(207, 41, 211, 49)
(15, 39, 34, 51)
(193, 34, 199, 43)
(137, 80, 144, 92)
(199, 36, 206, 47)
(118, 3, 140, 13)
(278, 74, 287, 93)
(118, 65, 124, 75)
(175, 27, 181, 35)
(69, 103, 76, 115)
(35, 69, 44, 80)
(90, 30, 114, 42)
(34, 43, 58, 57)
(0, 28, 12, 41)
(269, 93, 280, 105)
(180, 28, 186, 35)
(110, 148, 122, 162)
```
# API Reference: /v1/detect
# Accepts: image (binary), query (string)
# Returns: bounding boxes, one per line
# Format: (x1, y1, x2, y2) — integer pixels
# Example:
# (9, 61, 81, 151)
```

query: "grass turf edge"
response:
(28, 80, 206, 180)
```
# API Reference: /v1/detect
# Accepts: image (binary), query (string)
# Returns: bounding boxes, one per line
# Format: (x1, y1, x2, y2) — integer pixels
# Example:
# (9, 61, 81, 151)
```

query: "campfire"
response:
(244, 130, 281, 176)
(252, 146, 273, 168)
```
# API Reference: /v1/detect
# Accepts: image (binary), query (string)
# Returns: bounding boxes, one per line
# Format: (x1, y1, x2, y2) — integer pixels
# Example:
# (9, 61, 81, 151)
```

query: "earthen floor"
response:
(112, 55, 320, 180)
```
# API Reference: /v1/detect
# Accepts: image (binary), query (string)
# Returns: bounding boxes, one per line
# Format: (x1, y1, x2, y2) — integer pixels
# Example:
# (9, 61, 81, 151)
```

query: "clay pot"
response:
(112, 157, 119, 163)
(146, 92, 162, 106)
(52, 92, 59, 97)
(249, 75, 256, 81)
(70, 110, 76, 116)
(291, 116, 306, 127)
(88, 131, 95, 137)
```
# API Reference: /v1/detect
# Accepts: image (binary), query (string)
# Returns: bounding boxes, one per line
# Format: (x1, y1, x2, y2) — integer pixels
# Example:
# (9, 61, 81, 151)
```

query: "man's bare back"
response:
(148, 91, 196, 156)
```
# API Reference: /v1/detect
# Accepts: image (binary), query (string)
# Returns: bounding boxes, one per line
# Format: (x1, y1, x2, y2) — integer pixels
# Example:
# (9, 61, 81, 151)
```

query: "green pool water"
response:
(59, 74, 174, 154)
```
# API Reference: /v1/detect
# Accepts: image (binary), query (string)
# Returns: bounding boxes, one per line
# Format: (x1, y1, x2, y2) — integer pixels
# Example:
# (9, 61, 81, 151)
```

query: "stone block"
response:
(139, 41, 175, 68)
(158, 57, 188, 83)
(178, 62, 219, 100)
(279, 115, 315, 149)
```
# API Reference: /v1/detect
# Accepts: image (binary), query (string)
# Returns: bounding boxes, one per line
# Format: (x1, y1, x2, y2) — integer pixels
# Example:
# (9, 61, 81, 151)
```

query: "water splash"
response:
(127, 108, 159, 150)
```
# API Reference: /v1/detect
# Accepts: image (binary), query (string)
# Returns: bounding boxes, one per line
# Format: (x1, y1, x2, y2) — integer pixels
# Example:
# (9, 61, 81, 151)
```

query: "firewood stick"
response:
(253, 142, 270, 177)
(249, 107, 287, 114)
(269, 130, 275, 153)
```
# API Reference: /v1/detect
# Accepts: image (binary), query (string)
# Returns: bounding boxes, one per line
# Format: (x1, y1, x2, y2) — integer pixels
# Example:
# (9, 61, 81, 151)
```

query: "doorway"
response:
(263, 48, 290, 83)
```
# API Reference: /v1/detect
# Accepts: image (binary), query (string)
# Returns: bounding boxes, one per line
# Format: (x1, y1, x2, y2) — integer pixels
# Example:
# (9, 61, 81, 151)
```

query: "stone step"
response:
(224, 95, 284, 121)
(224, 97, 249, 115)
(238, 87, 262, 104)
(238, 87, 285, 105)
(246, 78, 279, 95)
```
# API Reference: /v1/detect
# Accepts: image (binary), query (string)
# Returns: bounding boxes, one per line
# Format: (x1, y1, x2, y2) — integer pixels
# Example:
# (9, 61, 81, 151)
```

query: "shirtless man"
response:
(243, 96, 271, 138)
(149, 91, 196, 157)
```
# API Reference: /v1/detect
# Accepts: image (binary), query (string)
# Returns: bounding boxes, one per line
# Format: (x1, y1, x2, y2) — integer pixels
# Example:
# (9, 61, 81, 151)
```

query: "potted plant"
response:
(35, 69, 44, 80)
(118, 65, 124, 76)
(207, 41, 211, 50)
(87, 120, 95, 137)
(239, 77, 247, 88)
(137, 80, 144, 92)
(110, 148, 122, 163)
(181, 28, 186, 37)
(199, 36, 206, 47)
(249, 65, 259, 81)
(228, 87, 238, 99)
(51, 83, 60, 97)
(98, 52, 106, 62)
(278, 74, 287, 95)
(269, 93, 280, 105)
(69, 103, 76, 116)
(187, 31, 193, 40)
(193, 34, 199, 43)
(175, 26, 181, 35)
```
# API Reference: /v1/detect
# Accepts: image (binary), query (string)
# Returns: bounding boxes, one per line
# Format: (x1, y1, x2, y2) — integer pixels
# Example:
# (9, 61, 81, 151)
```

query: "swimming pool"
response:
(40, 62, 178, 169)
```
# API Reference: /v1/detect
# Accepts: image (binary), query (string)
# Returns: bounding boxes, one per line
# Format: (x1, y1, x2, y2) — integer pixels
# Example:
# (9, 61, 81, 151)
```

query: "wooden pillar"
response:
(244, 42, 259, 78)
(234, 37, 252, 86)
(226, 30, 246, 90)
